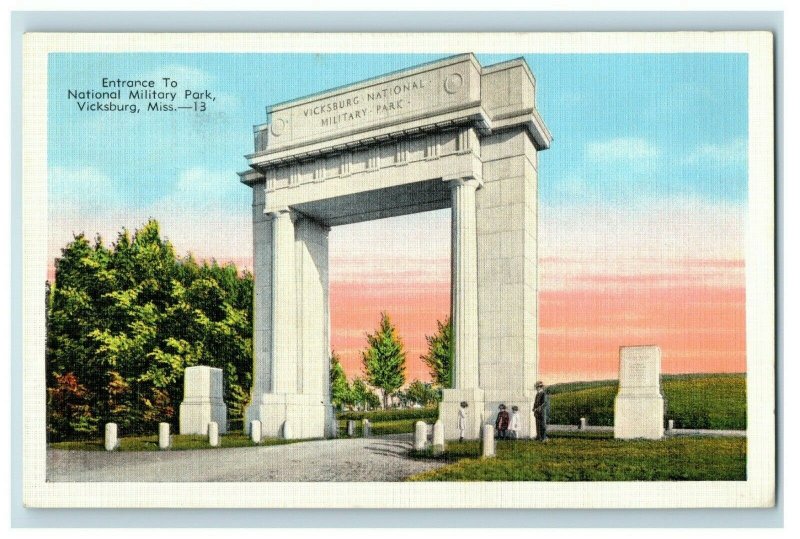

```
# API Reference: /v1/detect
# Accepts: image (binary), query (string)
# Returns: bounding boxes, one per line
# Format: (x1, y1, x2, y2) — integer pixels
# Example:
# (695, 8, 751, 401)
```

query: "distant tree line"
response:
(330, 312, 452, 410)
(46, 220, 253, 441)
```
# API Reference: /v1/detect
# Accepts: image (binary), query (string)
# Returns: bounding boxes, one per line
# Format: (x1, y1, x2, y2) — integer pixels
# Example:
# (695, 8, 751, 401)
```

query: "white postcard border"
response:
(22, 31, 775, 508)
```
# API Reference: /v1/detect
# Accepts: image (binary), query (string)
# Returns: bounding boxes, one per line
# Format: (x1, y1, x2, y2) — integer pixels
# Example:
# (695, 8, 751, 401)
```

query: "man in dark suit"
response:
(533, 381, 550, 441)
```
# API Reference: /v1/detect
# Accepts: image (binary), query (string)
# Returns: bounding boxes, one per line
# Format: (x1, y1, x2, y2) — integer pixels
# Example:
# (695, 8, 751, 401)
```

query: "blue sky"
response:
(47, 52, 748, 266)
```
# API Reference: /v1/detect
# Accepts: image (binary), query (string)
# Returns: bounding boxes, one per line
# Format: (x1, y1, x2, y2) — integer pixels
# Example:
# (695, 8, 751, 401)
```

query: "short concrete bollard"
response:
(250, 420, 262, 443)
(579, 417, 587, 430)
(158, 422, 171, 449)
(208, 421, 219, 447)
(667, 419, 675, 432)
(104, 422, 118, 451)
(482, 424, 495, 458)
(347, 419, 356, 437)
(432, 419, 445, 455)
(282, 420, 292, 440)
(362, 419, 371, 437)
(414, 421, 428, 451)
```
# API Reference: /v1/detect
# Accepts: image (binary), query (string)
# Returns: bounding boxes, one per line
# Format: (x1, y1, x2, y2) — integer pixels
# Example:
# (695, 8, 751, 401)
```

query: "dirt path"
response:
(47, 434, 445, 482)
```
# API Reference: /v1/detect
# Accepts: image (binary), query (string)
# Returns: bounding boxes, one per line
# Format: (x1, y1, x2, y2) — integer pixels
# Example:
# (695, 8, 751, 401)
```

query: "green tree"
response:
(402, 380, 440, 407)
(361, 312, 406, 409)
(329, 351, 351, 409)
(351, 377, 380, 410)
(420, 316, 453, 388)
(45, 220, 254, 440)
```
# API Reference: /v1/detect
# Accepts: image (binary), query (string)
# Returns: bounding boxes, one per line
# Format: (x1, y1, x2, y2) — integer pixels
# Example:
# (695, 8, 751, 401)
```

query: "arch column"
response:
(450, 177, 482, 390)
(269, 208, 299, 395)
(439, 176, 485, 440)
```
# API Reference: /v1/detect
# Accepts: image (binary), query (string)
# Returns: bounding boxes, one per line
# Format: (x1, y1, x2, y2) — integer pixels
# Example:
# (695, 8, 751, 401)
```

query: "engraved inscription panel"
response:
(619, 346, 661, 392)
(262, 57, 480, 152)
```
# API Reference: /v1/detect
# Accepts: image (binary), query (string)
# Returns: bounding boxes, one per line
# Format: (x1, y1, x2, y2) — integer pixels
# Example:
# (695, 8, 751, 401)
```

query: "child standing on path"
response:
(509, 405, 520, 439)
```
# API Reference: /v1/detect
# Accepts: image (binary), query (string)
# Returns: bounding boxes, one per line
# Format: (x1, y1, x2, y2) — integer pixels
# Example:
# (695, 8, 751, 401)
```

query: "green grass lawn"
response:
(408, 432, 746, 481)
(49, 433, 299, 451)
(548, 373, 746, 430)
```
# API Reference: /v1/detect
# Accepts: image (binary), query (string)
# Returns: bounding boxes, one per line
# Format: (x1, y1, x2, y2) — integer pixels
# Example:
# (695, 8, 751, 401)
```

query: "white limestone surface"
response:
(614, 345, 665, 440)
(104, 422, 118, 451)
(158, 422, 170, 449)
(414, 421, 428, 451)
(482, 424, 495, 457)
(179, 366, 227, 435)
(208, 422, 220, 447)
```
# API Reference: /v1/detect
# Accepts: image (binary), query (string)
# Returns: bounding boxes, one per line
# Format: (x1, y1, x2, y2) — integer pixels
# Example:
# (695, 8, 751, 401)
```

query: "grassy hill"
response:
(338, 373, 747, 432)
(548, 373, 746, 430)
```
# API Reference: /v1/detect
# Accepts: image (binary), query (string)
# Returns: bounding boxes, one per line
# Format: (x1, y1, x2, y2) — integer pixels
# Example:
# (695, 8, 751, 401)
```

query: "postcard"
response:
(21, 31, 775, 508)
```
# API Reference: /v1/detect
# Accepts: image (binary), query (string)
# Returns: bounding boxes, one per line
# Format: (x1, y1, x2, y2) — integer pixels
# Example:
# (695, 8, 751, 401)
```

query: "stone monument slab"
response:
(614, 345, 664, 439)
(179, 366, 227, 435)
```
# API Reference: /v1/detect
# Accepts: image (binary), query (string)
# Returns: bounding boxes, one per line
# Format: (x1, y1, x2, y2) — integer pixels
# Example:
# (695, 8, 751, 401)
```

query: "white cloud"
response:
(48, 165, 252, 266)
(679, 138, 747, 168)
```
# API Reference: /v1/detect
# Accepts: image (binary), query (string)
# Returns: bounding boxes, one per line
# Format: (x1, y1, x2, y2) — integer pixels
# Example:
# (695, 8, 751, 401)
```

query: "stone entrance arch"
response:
(239, 54, 551, 440)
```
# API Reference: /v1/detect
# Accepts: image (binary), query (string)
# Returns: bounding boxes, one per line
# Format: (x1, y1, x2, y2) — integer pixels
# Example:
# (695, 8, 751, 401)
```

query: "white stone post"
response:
(250, 420, 262, 443)
(362, 419, 371, 437)
(347, 420, 355, 437)
(449, 177, 482, 391)
(270, 208, 299, 395)
(282, 420, 292, 440)
(208, 422, 220, 447)
(579, 417, 587, 430)
(104, 422, 118, 451)
(158, 422, 170, 449)
(414, 421, 428, 451)
(668, 419, 675, 432)
(482, 424, 495, 457)
(432, 420, 445, 455)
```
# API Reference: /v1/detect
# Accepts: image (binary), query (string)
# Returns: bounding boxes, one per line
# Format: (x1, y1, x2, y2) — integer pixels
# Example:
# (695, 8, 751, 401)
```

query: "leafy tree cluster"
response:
(330, 352, 381, 411)
(398, 380, 440, 407)
(46, 219, 253, 441)
(334, 312, 453, 410)
(421, 316, 452, 389)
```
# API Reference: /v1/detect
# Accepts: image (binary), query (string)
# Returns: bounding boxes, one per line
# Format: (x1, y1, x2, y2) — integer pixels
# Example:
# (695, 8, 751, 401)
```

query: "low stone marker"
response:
(432, 420, 445, 455)
(579, 417, 587, 430)
(413, 421, 428, 451)
(282, 420, 292, 440)
(179, 365, 228, 435)
(104, 422, 118, 451)
(614, 345, 665, 439)
(158, 422, 170, 449)
(482, 424, 495, 457)
(347, 420, 356, 437)
(250, 420, 262, 443)
(362, 419, 371, 437)
(208, 422, 220, 447)
(667, 419, 675, 432)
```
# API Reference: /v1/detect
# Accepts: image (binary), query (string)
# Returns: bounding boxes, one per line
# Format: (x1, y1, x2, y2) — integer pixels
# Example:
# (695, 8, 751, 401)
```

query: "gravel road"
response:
(47, 434, 445, 482)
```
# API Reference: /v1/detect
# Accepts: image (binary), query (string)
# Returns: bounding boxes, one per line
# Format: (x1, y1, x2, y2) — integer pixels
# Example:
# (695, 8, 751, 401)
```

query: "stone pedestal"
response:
(208, 422, 220, 446)
(440, 388, 484, 440)
(432, 420, 445, 455)
(253, 393, 330, 439)
(614, 346, 664, 440)
(104, 422, 118, 451)
(482, 424, 495, 457)
(179, 366, 227, 435)
(250, 420, 262, 443)
(158, 422, 170, 449)
(414, 421, 428, 451)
